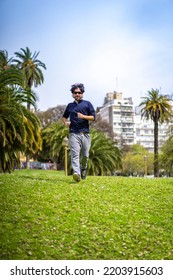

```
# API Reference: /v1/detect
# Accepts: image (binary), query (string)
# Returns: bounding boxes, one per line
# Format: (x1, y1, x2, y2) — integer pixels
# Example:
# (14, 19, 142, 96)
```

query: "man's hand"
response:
(64, 121, 71, 127)
(77, 113, 94, 121)
(77, 112, 84, 119)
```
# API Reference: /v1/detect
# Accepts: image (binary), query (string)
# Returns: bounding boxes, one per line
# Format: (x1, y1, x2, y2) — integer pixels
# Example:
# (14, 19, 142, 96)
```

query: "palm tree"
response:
(13, 47, 46, 110)
(0, 50, 13, 70)
(89, 128, 122, 175)
(139, 89, 172, 177)
(42, 121, 68, 167)
(0, 67, 42, 173)
(12, 47, 46, 168)
(41, 122, 122, 175)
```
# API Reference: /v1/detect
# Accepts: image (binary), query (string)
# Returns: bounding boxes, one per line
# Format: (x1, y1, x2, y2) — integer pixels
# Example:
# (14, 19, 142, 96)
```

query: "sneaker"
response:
(73, 173, 81, 182)
(81, 169, 87, 180)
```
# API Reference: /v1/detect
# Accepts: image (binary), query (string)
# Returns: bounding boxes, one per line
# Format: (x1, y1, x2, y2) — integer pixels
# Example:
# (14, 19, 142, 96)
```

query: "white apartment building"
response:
(98, 91, 134, 146)
(98, 91, 173, 151)
(134, 114, 170, 152)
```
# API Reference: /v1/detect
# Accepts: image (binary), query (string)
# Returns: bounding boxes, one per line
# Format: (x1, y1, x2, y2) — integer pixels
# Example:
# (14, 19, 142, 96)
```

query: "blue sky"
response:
(1, 0, 173, 111)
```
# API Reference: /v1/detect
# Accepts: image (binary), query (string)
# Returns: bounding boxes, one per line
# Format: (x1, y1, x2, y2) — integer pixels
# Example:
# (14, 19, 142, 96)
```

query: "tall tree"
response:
(0, 67, 42, 173)
(160, 136, 173, 176)
(12, 47, 46, 168)
(36, 105, 66, 128)
(139, 89, 172, 177)
(13, 47, 46, 110)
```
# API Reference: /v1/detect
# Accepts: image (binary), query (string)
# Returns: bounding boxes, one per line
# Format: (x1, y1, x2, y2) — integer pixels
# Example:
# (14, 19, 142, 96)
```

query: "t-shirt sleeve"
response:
(62, 104, 70, 119)
(88, 102, 96, 120)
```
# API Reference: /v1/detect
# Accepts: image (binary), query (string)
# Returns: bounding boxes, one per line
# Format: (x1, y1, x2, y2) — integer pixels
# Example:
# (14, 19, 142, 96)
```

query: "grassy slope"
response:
(0, 170, 173, 260)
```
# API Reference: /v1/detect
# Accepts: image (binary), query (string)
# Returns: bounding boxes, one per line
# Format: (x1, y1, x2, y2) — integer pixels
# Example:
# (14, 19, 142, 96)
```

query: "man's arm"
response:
(62, 117, 71, 127)
(77, 113, 94, 121)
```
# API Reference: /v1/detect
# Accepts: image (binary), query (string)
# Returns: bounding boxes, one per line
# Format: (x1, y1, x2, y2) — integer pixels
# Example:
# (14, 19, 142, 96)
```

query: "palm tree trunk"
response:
(154, 118, 159, 177)
(26, 86, 31, 168)
(26, 155, 30, 169)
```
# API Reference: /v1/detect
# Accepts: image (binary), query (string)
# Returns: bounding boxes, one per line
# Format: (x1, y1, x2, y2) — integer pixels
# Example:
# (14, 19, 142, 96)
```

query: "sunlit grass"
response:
(0, 169, 173, 260)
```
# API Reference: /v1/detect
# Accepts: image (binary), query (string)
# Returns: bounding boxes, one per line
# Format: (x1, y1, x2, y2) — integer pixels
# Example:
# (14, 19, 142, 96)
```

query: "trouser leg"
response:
(81, 134, 91, 170)
(69, 133, 81, 175)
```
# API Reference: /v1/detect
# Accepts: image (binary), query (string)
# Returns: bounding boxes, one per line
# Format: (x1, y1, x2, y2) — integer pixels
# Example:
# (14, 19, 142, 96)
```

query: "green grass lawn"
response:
(0, 169, 173, 260)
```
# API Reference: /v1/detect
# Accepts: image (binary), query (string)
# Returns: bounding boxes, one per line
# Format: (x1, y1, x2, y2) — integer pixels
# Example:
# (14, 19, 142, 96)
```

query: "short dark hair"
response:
(70, 83, 85, 93)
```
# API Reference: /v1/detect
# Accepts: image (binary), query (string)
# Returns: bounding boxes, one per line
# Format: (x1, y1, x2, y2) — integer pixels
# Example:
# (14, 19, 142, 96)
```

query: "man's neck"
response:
(74, 99, 82, 104)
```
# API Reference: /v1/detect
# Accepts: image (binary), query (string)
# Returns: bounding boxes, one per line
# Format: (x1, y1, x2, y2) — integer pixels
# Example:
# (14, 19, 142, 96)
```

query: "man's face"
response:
(72, 87, 83, 102)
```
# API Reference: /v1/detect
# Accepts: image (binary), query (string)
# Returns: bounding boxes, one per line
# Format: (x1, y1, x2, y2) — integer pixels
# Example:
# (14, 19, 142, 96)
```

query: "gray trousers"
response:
(69, 133, 91, 175)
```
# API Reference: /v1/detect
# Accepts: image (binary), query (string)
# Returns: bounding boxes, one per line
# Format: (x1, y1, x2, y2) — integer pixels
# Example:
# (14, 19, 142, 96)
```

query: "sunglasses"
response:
(73, 91, 83, 95)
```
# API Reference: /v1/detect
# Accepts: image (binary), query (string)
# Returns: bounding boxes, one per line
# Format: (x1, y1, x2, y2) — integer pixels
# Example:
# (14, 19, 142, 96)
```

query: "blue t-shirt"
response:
(63, 99, 96, 133)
